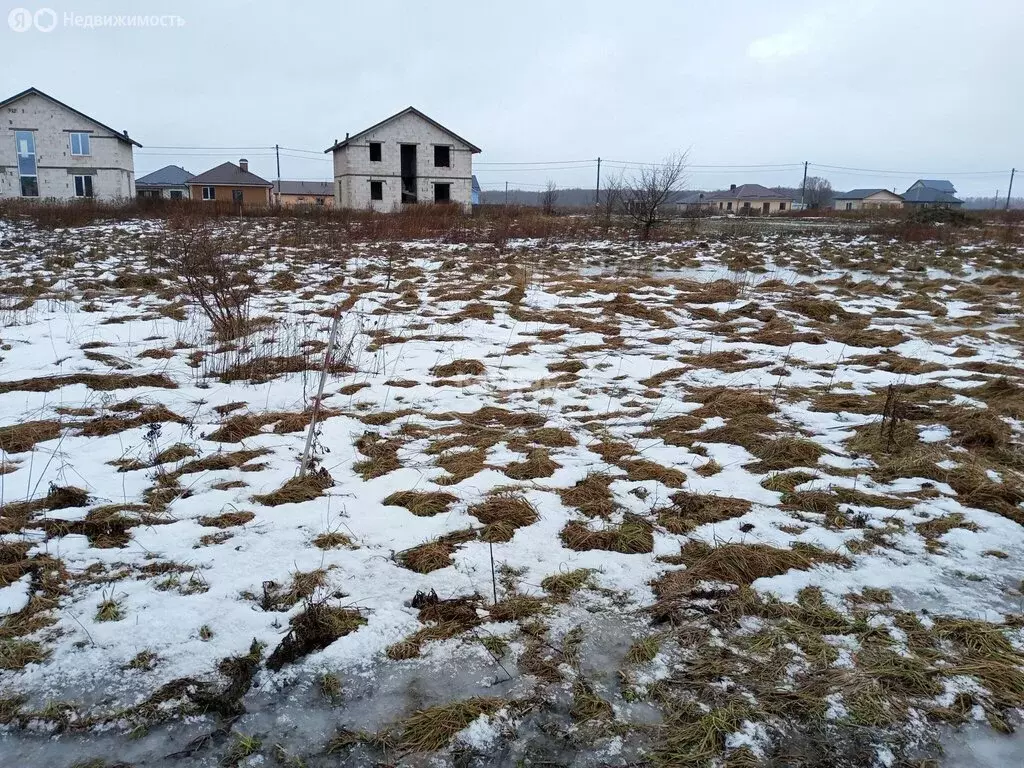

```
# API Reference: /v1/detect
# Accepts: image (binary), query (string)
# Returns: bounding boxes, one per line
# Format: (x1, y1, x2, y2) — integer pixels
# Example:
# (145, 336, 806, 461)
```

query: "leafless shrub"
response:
(622, 151, 689, 238)
(541, 181, 559, 216)
(161, 215, 255, 340)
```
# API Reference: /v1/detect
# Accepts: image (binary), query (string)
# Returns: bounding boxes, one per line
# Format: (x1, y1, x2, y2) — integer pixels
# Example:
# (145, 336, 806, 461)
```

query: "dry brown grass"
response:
(747, 436, 828, 471)
(618, 458, 687, 487)
(353, 433, 402, 480)
(383, 490, 458, 517)
(397, 529, 477, 573)
(197, 511, 255, 528)
(687, 387, 775, 419)
(502, 448, 561, 480)
(397, 697, 504, 753)
(252, 469, 333, 507)
(558, 473, 617, 518)
(561, 514, 654, 554)
(657, 492, 752, 534)
(430, 359, 486, 377)
(654, 540, 849, 602)
(0, 420, 62, 453)
(0, 372, 177, 395)
(469, 492, 538, 542)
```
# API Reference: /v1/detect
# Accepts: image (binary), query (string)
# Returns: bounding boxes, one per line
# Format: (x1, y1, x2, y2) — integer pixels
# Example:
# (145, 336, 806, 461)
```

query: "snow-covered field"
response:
(1, 216, 1023, 766)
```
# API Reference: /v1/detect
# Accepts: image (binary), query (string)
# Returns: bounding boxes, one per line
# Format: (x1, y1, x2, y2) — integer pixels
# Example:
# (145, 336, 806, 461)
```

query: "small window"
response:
(202, 186, 216, 201)
(315, 197, 325, 206)
(726, 202, 732, 211)
(779, 202, 786, 211)
(434, 183, 451, 203)
(70, 132, 91, 156)
(169, 190, 183, 200)
(74, 175, 94, 198)
(20, 176, 38, 197)
(434, 146, 450, 168)
(370, 180, 383, 201)
(845, 202, 853, 211)
(369, 142, 382, 162)
(232, 189, 244, 204)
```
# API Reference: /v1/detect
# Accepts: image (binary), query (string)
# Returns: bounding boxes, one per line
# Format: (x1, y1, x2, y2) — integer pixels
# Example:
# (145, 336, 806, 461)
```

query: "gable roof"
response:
(834, 188, 900, 200)
(912, 179, 956, 194)
(136, 165, 194, 188)
(189, 162, 273, 187)
(0, 87, 142, 147)
(324, 107, 482, 154)
(277, 180, 333, 196)
(901, 186, 962, 204)
(705, 184, 793, 201)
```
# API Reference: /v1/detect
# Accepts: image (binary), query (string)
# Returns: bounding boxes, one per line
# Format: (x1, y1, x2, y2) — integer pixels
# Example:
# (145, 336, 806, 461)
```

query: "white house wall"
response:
(0, 92, 136, 201)
(331, 111, 474, 211)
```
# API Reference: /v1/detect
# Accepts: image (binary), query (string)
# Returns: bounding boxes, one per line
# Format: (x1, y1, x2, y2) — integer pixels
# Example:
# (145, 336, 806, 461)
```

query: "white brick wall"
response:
(0, 92, 136, 202)
(330, 111, 475, 212)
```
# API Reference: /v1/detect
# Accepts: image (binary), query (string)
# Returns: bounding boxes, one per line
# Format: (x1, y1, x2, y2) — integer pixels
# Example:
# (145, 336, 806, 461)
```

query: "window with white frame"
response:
(203, 186, 216, 201)
(70, 132, 91, 156)
(74, 175, 94, 198)
(15, 130, 38, 197)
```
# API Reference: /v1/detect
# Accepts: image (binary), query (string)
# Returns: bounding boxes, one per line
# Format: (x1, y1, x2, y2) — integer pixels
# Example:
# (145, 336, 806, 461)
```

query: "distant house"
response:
(705, 184, 794, 215)
(274, 180, 334, 208)
(324, 107, 481, 212)
(0, 86, 140, 201)
(833, 188, 904, 211)
(136, 165, 194, 200)
(188, 159, 273, 207)
(902, 179, 962, 208)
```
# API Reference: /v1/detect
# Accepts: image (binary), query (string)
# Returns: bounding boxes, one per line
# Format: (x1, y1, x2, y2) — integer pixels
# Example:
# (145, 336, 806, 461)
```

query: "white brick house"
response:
(325, 107, 480, 212)
(0, 87, 140, 202)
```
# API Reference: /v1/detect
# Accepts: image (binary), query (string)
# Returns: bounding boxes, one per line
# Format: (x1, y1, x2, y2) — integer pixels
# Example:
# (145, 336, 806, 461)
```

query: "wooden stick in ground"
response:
(300, 309, 344, 478)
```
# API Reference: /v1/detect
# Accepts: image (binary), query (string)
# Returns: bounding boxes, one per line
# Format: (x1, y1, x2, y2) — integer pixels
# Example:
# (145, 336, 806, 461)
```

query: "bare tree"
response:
(622, 151, 689, 238)
(802, 176, 834, 209)
(596, 170, 625, 228)
(541, 180, 559, 215)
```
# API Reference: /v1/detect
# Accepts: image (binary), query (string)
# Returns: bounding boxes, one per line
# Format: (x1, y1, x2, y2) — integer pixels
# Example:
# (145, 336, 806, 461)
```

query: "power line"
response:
(810, 163, 1007, 176)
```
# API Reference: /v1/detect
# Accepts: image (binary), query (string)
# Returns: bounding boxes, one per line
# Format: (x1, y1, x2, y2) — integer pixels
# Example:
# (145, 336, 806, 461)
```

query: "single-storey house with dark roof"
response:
(705, 184, 794, 215)
(188, 159, 273, 207)
(901, 179, 962, 208)
(833, 188, 904, 211)
(274, 180, 334, 207)
(136, 165, 194, 200)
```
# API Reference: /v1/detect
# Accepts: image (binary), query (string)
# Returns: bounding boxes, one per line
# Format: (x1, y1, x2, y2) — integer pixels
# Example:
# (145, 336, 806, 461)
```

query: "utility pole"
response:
(995, 191, 1000, 210)
(275, 144, 281, 207)
(595, 157, 601, 206)
(800, 161, 808, 208)
(1006, 168, 1016, 211)
(505, 181, 509, 206)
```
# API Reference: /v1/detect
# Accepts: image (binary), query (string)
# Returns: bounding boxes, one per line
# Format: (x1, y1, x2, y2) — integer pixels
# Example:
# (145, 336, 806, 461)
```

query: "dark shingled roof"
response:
(189, 162, 273, 187)
(705, 184, 794, 201)
(324, 107, 482, 154)
(912, 179, 956, 194)
(902, 187, 962, 204)
(136, 165, 194, 188)
(834, 188, 898, 200)
(277, 180, 332, 196)
(0, 86, 142, 147)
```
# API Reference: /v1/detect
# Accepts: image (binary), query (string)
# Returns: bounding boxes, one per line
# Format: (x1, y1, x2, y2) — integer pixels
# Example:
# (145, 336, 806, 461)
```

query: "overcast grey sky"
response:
(3, 0, 1022, 196)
